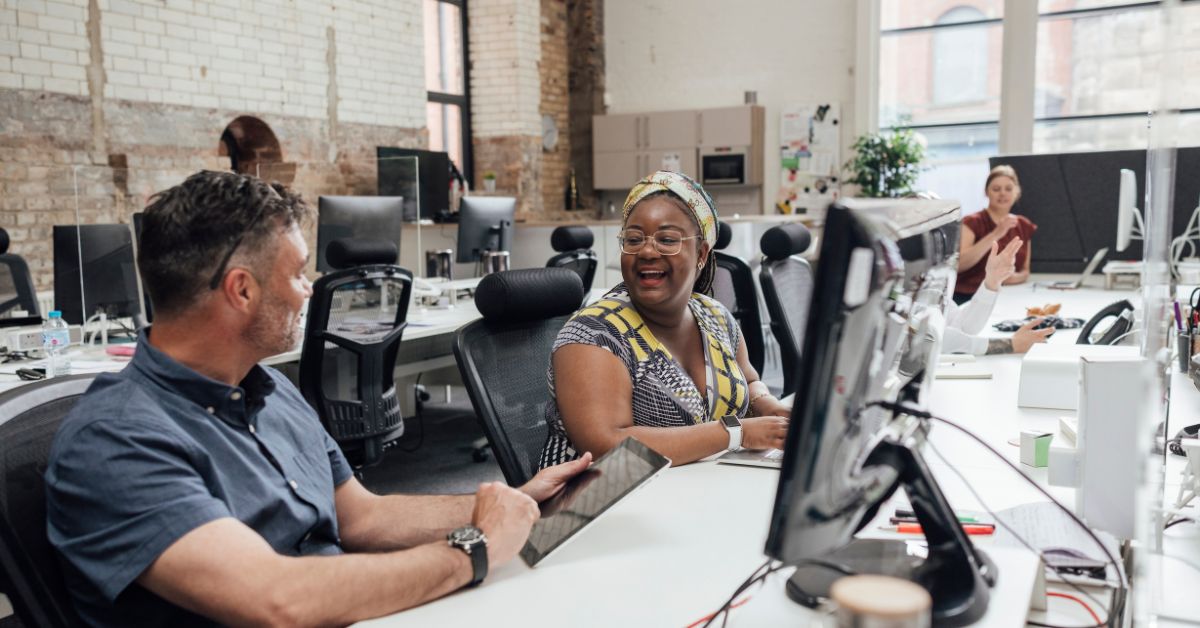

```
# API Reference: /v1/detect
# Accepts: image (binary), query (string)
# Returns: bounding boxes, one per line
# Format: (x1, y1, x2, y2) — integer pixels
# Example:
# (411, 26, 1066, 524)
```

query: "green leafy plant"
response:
(844, 128, 926, 198)
(482, 171, 496, 181)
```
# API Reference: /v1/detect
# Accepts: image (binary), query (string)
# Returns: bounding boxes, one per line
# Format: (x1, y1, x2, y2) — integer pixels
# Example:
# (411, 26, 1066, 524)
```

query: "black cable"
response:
(700, 558, 776, 628)
(924, 437, 1111, 628)
(871, 401, 1128, 626)
(1165, 517, 1194, 529)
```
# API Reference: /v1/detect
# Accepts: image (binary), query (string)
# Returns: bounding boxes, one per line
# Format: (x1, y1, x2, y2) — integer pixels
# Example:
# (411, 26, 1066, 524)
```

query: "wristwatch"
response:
(447, 525, 488, 587)
(720, 415, 743, 451)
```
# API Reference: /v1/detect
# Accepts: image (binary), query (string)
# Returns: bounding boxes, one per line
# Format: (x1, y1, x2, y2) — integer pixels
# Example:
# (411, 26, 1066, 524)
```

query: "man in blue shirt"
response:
(45, 171, 591, 626)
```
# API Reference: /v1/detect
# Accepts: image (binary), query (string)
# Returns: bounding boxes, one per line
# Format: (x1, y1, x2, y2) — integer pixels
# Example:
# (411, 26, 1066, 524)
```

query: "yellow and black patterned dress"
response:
(538, 283, 749, 469)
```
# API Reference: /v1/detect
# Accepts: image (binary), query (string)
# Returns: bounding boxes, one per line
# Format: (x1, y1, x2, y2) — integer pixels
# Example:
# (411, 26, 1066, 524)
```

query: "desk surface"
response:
(360, 276, 1200, 627)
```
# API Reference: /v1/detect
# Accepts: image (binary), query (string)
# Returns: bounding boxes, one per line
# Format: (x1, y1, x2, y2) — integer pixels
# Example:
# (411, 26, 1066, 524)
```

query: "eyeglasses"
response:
(208, 203, 268, 290)
(617, 230, 703, 256)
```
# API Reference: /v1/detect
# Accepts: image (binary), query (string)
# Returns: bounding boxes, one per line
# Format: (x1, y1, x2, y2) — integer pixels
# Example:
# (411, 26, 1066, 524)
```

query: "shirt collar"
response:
(130, 328, 277, 427)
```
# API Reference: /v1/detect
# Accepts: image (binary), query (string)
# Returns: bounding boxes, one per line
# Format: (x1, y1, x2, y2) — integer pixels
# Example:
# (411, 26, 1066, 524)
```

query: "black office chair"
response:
(712, 221, 766, 374)
(546, 226, 598, 294)
(0, 374, 97, 628)
(299, 239, 413, 468)
(453, 268, 584, 486)
(759, 223, 814, 398)
(0, 228, 40, 319)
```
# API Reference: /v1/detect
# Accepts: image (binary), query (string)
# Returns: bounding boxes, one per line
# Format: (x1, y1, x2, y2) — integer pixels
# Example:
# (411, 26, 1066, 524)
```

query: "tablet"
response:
(520, 437, 670, 567)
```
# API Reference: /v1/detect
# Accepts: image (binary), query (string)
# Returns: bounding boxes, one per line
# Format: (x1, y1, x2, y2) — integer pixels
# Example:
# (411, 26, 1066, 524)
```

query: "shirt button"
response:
(248, 424, 256, 435)
(289, 479, 299, 490)
(206, 406, 215, 414)
(230, 391, 242, 401)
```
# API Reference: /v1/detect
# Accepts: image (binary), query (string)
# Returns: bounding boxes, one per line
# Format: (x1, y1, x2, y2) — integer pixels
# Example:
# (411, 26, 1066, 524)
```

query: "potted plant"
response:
(482, 171, 496, 193)
(844, 128, 926, 198)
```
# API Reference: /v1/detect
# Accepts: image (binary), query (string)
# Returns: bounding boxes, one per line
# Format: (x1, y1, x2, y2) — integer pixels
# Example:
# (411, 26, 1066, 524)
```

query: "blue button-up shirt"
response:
(45, 331, 354, 627)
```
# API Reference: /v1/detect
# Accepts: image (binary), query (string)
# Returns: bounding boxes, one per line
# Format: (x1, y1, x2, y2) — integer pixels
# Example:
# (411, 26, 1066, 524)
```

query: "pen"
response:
(1175, 301, 1184, 331)
(888, 516, 990, 526)
(879, 524, 995, 536)
(893, 509, 979, 523)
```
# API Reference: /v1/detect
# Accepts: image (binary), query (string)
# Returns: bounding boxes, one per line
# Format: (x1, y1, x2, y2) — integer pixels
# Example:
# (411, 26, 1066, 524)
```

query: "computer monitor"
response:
(316, 196, 405, 272)
(1116, 168, 1143, 252)
(377, 147, 450, 222)
(53, 224, 143, 326)
(456, 196, 515, 264)
(765, 199, 995, 626)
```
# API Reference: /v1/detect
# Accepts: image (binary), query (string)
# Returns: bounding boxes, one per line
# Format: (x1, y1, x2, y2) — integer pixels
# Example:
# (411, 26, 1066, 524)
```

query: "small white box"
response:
(1018, 343, 1138, 410)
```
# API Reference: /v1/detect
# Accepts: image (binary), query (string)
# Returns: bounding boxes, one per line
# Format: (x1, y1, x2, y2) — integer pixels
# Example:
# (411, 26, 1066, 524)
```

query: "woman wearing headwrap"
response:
(538, 171, 790, 468)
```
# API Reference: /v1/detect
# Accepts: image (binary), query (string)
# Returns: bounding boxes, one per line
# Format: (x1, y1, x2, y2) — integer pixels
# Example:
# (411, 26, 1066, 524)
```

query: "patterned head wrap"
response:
(621, 170, 719, 295)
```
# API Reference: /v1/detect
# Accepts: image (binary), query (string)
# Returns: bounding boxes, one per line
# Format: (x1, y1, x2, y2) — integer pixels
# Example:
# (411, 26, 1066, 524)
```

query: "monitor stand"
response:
(785, 437, 996, 627)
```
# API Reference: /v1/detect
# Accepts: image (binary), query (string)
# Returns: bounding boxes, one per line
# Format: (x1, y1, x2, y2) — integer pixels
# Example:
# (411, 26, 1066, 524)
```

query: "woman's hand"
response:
(991, 214, 1019, 239)
(982, 237, 1022, 291)
(751, 396, 792, 419)
(741, 416, 789, 451)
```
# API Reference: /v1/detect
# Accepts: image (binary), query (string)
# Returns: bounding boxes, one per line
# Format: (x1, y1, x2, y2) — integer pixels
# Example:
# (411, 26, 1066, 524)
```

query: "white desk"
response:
(363, 276, 1190, 627)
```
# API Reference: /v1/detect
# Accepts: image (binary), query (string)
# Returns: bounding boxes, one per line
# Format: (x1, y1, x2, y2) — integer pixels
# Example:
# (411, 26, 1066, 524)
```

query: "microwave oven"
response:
(700, 147, 751, 185)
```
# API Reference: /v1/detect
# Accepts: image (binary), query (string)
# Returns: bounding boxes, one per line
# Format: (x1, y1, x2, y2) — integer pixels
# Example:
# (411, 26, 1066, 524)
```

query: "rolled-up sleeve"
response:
(46, 419, 231, 603)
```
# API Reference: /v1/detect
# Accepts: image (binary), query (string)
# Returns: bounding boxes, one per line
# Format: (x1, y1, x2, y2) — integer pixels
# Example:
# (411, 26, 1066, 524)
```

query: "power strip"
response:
(4, 324, 84, 353)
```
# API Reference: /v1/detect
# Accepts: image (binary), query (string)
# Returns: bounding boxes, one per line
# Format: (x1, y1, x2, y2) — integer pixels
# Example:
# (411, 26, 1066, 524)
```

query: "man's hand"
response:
(983, 237, 1022, 291)
(518, 452, 593, 503)
(741, 416, 789, 451)
(472, 482, 539, 567)
(1012, 318, 1055, 353)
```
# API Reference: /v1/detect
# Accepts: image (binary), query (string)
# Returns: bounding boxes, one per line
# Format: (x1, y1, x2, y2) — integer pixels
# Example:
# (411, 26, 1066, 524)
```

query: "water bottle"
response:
(41, 310, 72, 378)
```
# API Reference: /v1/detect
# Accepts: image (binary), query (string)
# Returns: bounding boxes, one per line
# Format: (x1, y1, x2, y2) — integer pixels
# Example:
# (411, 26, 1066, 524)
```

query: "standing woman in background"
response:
(954, 165, 1037, 304)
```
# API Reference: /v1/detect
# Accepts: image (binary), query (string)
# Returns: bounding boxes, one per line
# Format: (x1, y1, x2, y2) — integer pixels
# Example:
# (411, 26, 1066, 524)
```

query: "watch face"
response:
(449, 526, 486, 546)
(721, 415, 741, 429)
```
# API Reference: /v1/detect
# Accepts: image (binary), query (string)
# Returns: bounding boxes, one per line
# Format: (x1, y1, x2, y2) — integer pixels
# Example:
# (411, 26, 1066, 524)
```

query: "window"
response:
(874, 0, 1200, 211)
(1033, 1, 1200, 152)
(933, 7, 989, 105)
(879, 0, 1003, 211)
(424, 0, 471, 180)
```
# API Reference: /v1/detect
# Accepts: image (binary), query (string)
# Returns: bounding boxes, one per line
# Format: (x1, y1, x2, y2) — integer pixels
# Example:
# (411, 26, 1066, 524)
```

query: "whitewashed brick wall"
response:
(0, 0, 426, 128)
(0, 0, 90, 95)
(468, 0, 540, 137)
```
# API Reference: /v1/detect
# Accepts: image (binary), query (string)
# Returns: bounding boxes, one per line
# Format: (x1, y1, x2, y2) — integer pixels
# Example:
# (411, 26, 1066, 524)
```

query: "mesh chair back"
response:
(299, 265, 413, 467)
(760, 257, 814, 397)
(0, 254, 39, 318)
(454, 314, 570, 485)
(546, 250, 598, 294)
(454, 267, 583, 485)
(0, 374, 96, 628)
(713, 252, 765, 374)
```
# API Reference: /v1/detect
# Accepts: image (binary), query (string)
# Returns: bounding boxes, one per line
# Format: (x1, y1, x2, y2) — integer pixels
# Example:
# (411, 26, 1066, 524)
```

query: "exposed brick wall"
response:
(539, 0, 568, 216)
(468, 0, 542, 216)
(0, 0, 427, 289)
(567, 0, 602, 211)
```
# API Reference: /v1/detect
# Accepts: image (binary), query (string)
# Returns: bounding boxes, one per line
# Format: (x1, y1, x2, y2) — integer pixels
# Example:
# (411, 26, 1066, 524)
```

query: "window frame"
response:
(868, 0, 1200, 152)
(426, 0, 474, 183)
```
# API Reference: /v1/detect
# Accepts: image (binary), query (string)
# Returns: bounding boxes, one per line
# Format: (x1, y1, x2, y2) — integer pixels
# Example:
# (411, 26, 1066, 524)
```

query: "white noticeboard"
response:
(777, 103, 841, 216)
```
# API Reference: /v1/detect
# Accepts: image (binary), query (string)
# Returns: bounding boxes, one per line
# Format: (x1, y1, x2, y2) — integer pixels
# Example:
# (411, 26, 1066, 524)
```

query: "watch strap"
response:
(465, 542, 487, 587)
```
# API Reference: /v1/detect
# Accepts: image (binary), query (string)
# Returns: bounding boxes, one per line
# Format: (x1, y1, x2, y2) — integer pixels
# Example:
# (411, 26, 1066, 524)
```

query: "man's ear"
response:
(221, 268, 260, 313)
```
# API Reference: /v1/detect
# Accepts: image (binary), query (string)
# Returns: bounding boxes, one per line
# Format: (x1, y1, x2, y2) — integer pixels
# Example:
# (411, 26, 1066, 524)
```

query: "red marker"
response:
(879, 523, 995, 536)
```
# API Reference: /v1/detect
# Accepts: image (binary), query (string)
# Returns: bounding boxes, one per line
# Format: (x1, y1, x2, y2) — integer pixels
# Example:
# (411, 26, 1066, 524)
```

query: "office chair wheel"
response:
(470, 435, 490, 462)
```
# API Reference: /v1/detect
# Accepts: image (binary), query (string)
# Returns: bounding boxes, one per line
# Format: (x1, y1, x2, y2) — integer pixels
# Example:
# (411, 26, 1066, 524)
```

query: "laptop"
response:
(1046, 248, 1108, 290)
(716, 447, 784, 469)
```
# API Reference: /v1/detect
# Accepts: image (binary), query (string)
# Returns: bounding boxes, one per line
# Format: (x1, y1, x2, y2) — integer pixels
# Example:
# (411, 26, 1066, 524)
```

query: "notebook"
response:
(1045, 248, 1108, 290)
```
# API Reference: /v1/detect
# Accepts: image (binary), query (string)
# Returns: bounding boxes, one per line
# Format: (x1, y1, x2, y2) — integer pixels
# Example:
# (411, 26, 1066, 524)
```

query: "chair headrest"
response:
(0, 227, 10, 255)
(326, 238, 398, 269)
(715, 221, 732, 250)
(475, 268, 584, 324)
(760, 223, 812, 261)
(550, 225, 594, 252)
